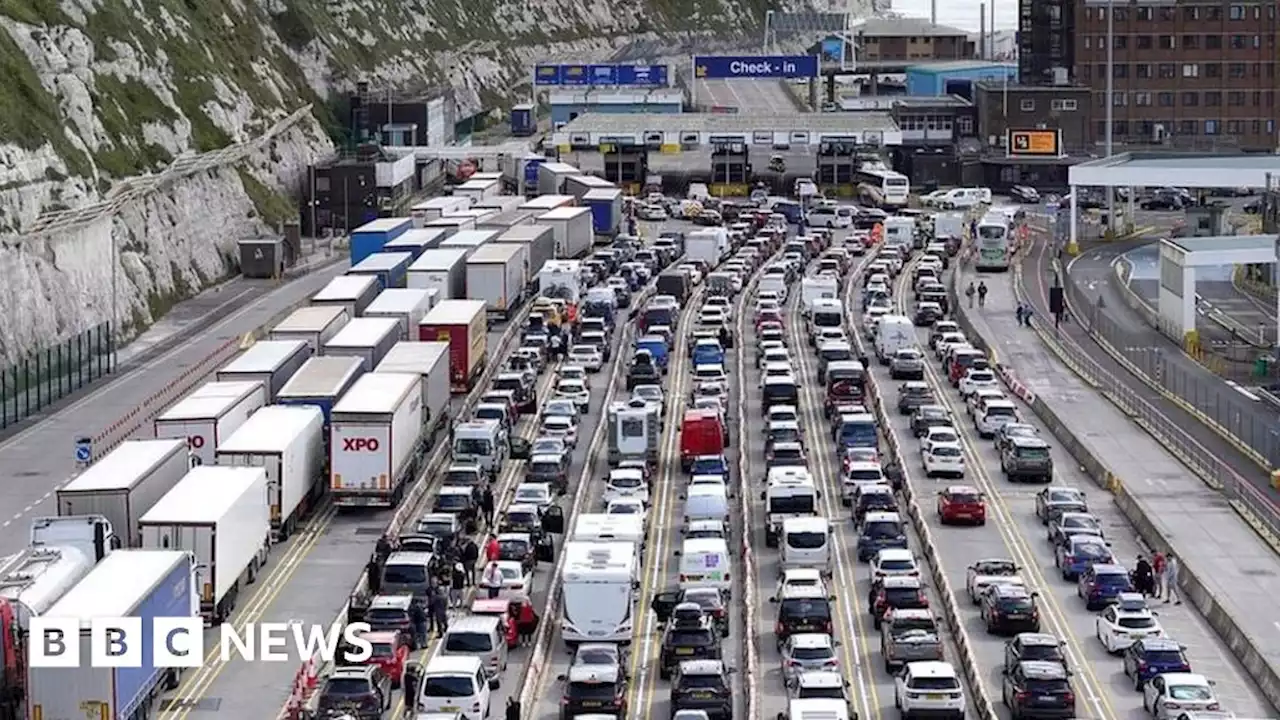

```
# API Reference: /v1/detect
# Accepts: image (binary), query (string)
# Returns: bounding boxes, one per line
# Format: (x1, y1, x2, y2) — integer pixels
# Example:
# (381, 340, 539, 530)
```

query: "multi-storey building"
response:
(1018, 0, 1077, 84)
(1074, 0, 1280, 151)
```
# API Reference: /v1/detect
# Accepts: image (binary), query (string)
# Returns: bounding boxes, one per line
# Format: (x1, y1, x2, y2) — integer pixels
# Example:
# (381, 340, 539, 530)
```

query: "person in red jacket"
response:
(516, 601, 539, 645)
(485, 533, 501, 562)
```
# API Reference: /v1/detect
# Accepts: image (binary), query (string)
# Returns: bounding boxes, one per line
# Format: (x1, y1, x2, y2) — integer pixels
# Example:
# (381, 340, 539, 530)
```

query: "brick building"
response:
(1074, 0, 1280, 151)
(853, 17, 977, 62)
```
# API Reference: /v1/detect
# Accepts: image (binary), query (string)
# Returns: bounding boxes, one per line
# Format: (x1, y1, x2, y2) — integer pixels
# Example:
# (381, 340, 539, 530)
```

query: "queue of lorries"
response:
(0, 165, 643, 720)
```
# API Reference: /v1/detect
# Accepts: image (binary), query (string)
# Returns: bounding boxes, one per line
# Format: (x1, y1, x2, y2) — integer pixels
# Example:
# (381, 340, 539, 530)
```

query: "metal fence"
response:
(1052, 277, 1280, 542)
(0, 322, 115, 430)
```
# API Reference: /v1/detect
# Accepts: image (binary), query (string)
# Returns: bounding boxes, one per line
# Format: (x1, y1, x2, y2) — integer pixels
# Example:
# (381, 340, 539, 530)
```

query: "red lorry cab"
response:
(680, 409, 726, 471)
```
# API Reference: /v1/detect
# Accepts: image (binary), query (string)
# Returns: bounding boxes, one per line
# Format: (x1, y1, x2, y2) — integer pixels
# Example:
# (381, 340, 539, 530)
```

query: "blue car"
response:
(634, 336, 669, 373)
(1077, 563, 1132, 611)
(856, 512, 908, 561)
(689, 454, 729, 480)
(692, 342, 725, 367)
(1122, 638, 1192, 689)
(1054, 535, 1114, 580)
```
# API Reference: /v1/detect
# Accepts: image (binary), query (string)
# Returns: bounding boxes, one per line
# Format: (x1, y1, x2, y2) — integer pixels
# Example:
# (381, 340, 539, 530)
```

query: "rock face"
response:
(0, 0, 832, 362)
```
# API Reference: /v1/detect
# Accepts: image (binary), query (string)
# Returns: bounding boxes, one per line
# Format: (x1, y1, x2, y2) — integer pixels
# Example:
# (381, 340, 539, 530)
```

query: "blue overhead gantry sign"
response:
(693, 55, 819, 79)
(534, 63, 670, 87)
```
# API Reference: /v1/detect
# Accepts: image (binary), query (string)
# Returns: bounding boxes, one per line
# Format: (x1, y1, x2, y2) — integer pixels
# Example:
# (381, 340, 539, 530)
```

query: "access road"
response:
(694, 78, 802, 114)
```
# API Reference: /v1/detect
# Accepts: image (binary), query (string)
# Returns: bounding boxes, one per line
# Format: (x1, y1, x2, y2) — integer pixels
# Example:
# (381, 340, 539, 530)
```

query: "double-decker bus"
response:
(855, 164, 910, 208)
(974, 211, 1012, 272)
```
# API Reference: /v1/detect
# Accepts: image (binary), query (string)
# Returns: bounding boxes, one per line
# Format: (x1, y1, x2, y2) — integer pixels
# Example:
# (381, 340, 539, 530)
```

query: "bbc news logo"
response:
(29, 618, 374, 667)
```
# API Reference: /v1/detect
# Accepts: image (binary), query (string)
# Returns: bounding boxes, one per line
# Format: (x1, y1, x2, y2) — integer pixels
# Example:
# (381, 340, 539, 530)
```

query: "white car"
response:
(637, 203, 668, 221)
(554, 378, 590, 413)
(569, 345, 604, 372)
(685, 519, 728, 540)
(958, 369, 999, 398)
(966, 388, 1006, 417)
(922, 443, 965, 478)
(704, 296, 733, 319)
(1096, 593, 1165, 653)
(538, 414, 578, 448)
(920, 426, 960, 454)
(934, 333, 968, 360)
(919, 190, 949, 207)
(603, 468, 650, 506)
(766, 405, 802, 428)
(680, 264, 705, 285)
(558, 364, 591, 388)
(693, 363, 728, 385)
(762, 346, 792, 367)
(894, 661, 966, 718)
(776, 568, 828, 598)
(491, 559, 533, 603)
(512, 481, 554, 508)
(1142, 674, 1222, 719)
(964, 559, 1020, 602)
(699, 308, 726, 326)
(760, 362, 794, 387)
(542, 398, 580, 423)
(780, 633, 840, 683)
(871, 548, 920, 580)
(692, 381, 729, 407)
(605, 497, 647, 527)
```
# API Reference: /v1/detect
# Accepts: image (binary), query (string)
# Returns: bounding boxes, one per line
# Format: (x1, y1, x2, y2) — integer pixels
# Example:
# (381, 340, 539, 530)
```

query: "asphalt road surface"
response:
(694, 78, 803, 114)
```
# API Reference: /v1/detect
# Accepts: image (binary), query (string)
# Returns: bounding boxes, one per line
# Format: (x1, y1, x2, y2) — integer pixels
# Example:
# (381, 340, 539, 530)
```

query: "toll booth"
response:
(709, 140, 751, 196)
(601, 141, 648, 193)
(816, 139, 859, 197)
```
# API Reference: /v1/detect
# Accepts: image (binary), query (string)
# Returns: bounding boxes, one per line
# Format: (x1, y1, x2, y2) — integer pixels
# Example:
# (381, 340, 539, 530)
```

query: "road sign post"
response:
(75, 436, 92, 468)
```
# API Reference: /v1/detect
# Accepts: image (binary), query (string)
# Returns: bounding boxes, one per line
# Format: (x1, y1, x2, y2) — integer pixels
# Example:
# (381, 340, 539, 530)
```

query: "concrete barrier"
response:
(736, 271, 763, 720)
(950, 269, 1280, 713)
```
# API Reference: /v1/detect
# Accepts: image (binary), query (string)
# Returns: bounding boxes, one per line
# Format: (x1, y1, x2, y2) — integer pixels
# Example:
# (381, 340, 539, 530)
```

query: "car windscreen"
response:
(786, 531, 827, 550)
(780, 598, 831, 619)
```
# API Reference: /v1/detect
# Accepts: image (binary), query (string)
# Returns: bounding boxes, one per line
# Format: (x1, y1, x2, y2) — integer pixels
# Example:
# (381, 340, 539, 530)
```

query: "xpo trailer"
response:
(215, 339, 310, 401)
(139, 467, 270, 622)
(27, 550, 197, 720)
(329, 373, 425, 508)
(535, 207, 593, 259)
(270, 305, 350, 353)
(153, 381, 265, 466)
(407, 248, 469, 300)
(375, 341, 452, 444)
(418, 299, 488, 392)
(348, 251, 413, 290)
(56, 439, 189, 548)
(425, 216, 474, 237)
(322, 317, 401, 372)
(466, 243, 528, 318)
(349, 217, 412, 265)
(312, 274, 380, 318)
(216, 406, 325, 540)
(276, 355, 365, 437)
(364, 287, 435, 340)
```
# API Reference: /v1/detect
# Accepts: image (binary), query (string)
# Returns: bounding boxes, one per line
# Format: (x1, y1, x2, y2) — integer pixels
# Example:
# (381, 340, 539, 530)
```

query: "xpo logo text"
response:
(342, 437, 380, 452)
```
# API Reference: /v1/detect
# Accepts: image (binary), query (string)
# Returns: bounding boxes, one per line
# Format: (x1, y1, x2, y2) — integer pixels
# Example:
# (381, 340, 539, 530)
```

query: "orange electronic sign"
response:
(1008, 130, 1061, 156)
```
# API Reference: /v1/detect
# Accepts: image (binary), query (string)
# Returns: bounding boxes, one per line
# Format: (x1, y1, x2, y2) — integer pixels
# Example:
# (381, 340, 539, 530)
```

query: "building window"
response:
(1229, 63, 1246, 78)
(1183, 6, 1199, 20)
(1114, 64, 1128, 78)
(1137, 35, 1153, 50)
(1113, 92, 1128, 107)
(1205, 63, 1221, 78)
(1182, 91, 1199, 106)
(1114, 7, 1128, 20)
(1206, 6, 1222, 20)
(1097, 93, 1107, 109)
(1158, 63, 1176, 78)
(1159, 35, 1175, 49)
(1270, 91, 1277, 107)
(1227, 120, 1243, 134)
(1269, 120, 1276, 134)
(1114, 121, 1129, 136)
(1096, 121, 1108, 139)
(1229, 4, 1245, 19)
(1253, 120, 1263, 135)
(1180, 120, 1198, 135)
(1253, 91, 1262, 106)
(1182, 64, 1199, 78)
(1206, 91, 1222, 106)
(1114, 35, 1127, 49)
(958, 115, 973, 134)
(1230, 35, 1246, 49)
(1158, 92, 1175, 107)
(1051, 98, 1078, 111)
(1160, 7, 1176, 20)
(1253, 63, 1262, 78)
(1205, 120, 1219, 135)
(1228, 91, 1245, 106)
(1135, 91, 1152, 106)
(1136, 63, 1152, 79)
(1020, 98, 1035, 112)
(1252, 35, 1262, 49)
(1139, 121, 1154, 136)
(1085, 7, 1093, 19)
(1137, 6, 1152, 20)
(1205, 35, 1222, 49)
(1082, 65, 1092, 81)
(1181, 35, 1199, 50)
(1084, 36, 1092, 49)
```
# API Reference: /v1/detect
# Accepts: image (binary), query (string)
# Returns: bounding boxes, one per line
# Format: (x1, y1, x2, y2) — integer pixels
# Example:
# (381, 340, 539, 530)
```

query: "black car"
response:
(897, 382, 935, 415)
(911, 405, 952, 437)
(670, 659, 734, 720)
(659, 603, 722, 679)
(559, 663, 628, 719)
(492, 372, 538, 414)
(626, 354, 661, 391)
(315, 665, 391, 720)
(1001, 661, 1076, 719)
(652, 587, 731, 637)
(980, 584, 1042, 634)
(773, 586, 833, 646)
(1140, 191, 1184, 211)
(1009, 185, 1041, 204)
(913, 303, 941, 326)
(1003, 633, 1069, 674)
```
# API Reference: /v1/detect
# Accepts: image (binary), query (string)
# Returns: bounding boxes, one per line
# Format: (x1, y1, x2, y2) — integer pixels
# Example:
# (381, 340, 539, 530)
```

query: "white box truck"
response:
(407, 248, 469, 299)
(466, 243, 527, 317)
(216, 406, 325, 540)
(564, 174, 615, 200)
(686, 227, 730, 267)
(496, 224, 555, 286)
(138, 466, 271, 622)
(520, 194, 575, 214)
(536, 207, 593, 258)
(537, 162, 581, 195)
(425, 216, 474, 236)
(375, 341, 451, 443)
(474, 196, 523, 215)
(153, 381, 265, 466)
(455, 178, 502, 205)
(311, 274, 380, 317)
(438, 229, 499, 259)
(215, 339, 311, 401)
(476, 208, 536, 233)
(56, 438, 189, 548)
(411, 197, 470, 227)
(270, 305, 350, 353)
(329, 373, 424, 508)
(364, 288, 434, 340)
(323, 317, 400, 372)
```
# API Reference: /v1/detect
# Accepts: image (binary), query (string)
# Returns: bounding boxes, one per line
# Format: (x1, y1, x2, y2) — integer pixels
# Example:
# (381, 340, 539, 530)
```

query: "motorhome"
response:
(559, 541, 638, 643)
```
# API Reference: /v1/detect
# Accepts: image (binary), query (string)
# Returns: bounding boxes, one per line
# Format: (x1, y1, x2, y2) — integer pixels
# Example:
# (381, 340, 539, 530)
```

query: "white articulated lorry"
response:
(312, 274, 380, 317)
(364, 288, 434, 340)
(215, 339, 311, 400)
(269, 305, 350, 353)
(329, 372, 424, 508)
(375, 341, 451, 445)
(535, 207, 593, 259)
(216, 405, 325, 541)
(138, 466, 271, 622)
(322, 316, 401, 372)
(411, 197, 470, 227)
(407, 248, 469, 300)
(57, 438, 190, 548)
(153, 380, 266, 466)
(466, 243, 528, 317)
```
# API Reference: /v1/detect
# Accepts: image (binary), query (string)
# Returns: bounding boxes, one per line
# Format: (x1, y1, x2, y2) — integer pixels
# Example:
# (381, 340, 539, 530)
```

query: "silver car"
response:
(889, 348, 925, 380)
(569, 345, 604, 372)
(780, 632, 840, 684)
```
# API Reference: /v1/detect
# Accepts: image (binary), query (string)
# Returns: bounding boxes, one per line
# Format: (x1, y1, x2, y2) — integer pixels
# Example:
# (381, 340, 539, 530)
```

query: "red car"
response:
(756, 310, 784, 331)
(362, 630, 411, 687)
(937, 484, 986, 525)
(471, 598, 519, 648)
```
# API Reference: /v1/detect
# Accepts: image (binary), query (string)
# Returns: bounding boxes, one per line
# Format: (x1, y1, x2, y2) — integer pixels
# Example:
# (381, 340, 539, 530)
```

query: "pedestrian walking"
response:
(410, 597, 429, 646)
(429, 589, 449, 636)
(1023, 304, 1034, 327)
(461, 537, 479, 587)
(506, 698, 522, 720)
(480, 487, 495, 530)
(1151, 551, 1167, 597)
(1015, 303, 1025, 325)
(365, 559, 382, 596)
(1163, 553, 1182, 604)
(375, 533, 393, 565)
(485, 533, 501, 562)
(1133, 555, 1155, 596)
(481, 561, 505, 600)
(965, 282, 976, 308)
(517, 601, 539, 645)
(450, 562, 467, 608)
(977, 281, 988, 308)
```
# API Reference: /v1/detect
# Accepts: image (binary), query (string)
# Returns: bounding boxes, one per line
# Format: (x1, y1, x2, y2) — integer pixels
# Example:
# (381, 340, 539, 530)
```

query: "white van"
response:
(417, 654, 496, 717)
(875, 314, 915, 363)
(439, 615, 508, 677)
(935, 187, 987, 209)
(784, 697, 851, 720)
(677, 537, 731, 591)
(682, 483, 730, 525)
(781, 516, 832, 575)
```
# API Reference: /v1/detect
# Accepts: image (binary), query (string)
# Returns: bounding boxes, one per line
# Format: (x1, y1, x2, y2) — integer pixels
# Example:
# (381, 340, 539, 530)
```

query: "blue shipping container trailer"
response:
(583, 188, 623, 236)
(348, 251, 413, 290)
(511, 103, 537, 136)
(349, 217, 413, 265)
